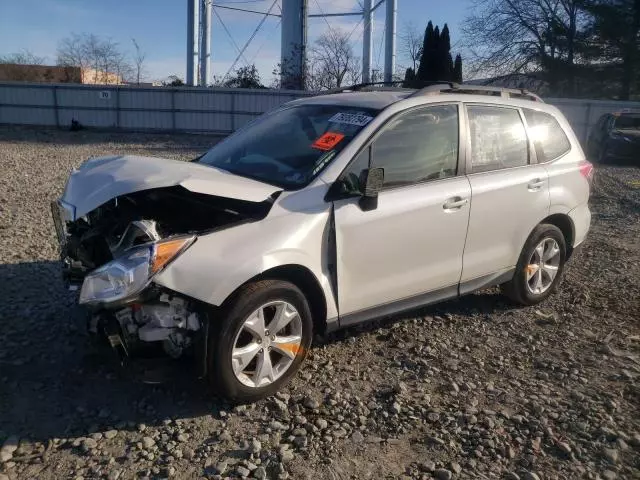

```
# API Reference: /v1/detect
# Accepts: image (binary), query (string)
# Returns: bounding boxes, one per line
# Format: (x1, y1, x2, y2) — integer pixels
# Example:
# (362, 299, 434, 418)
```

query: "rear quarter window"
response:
(524, 110, 571, 163)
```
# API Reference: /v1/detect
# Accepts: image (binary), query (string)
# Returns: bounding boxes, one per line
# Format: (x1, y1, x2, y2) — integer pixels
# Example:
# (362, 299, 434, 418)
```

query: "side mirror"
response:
(358, 167, 384, 211)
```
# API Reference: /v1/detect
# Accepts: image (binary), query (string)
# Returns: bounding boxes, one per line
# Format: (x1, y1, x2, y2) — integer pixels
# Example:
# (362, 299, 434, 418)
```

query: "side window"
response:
(467, 105, 528, 173)
(523, 109, 571, 163)
(371, 104, 459, 188)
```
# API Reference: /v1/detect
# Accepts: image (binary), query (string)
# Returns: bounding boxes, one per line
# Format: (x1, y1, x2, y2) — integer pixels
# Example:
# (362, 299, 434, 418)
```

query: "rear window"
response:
(613, 114, 640, 130)
(524, 110, 571, 162)
(197, 104, 379, 189)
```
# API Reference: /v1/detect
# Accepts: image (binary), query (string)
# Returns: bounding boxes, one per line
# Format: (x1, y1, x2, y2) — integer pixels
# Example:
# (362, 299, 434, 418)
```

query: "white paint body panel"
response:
(462, 165, 550, 281)
(62, 154, 281, 219)
(334, 177, 471, 315)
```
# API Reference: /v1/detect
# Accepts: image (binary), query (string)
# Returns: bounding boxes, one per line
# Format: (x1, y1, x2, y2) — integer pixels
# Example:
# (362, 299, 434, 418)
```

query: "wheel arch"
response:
(222, 264, 329, 335)
(539, 213, 575, 258)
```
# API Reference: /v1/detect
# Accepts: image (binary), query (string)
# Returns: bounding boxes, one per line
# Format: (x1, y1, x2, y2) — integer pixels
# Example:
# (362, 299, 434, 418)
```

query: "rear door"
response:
(461, 104, 550, 285)
(333, 103, 471, 320)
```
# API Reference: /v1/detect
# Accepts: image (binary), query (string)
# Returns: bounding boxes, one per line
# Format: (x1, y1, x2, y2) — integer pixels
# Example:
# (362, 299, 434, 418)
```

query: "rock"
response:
(236, 465, 251, 477)
(303, 396, 320, 410)
(137, 424, 147, 432)
(0, 473, 9, 480)
(1, 436, 19, 454)
(351, 431, 364, 443)
(281, 450, 295, 462)
(450, 462, 462, 474)
(504, 473, 520, 480)
(434, 469, 452, 480)
(248, 438, 261, 455)
(218, 431, 233, 442)
(215, 460, 228, 474)
(107, 470, 122, 480)
(602, 448, 619, 464)
(558, 442, 572, 454)
(0, 450, 12, 463)
(602, 470, 617, 480)
(419, 461, 435, 472)
(269, 421, 287, 431)
(253, 466, 267, 479)
(391, 402, 402, 414)
(82, 438, 98, 450)
(104, 430, 118, 440)
(521, 473, 541, 480)
(142, 437, 155, 449)
(315, 419, 328, 430)
(176, 433, 189, 443)
(293, 436, 307, 448)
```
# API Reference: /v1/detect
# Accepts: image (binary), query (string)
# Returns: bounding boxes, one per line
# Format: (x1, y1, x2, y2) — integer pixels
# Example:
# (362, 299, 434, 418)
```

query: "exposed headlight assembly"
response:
(79, 236, 195, 306)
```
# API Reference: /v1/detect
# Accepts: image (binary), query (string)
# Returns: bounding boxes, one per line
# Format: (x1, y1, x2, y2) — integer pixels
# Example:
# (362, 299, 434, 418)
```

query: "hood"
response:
(61, 155, 282, 219)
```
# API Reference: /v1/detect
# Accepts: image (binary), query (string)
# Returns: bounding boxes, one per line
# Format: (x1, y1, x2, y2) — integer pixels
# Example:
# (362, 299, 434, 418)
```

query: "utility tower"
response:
(186, 0, 398, 89)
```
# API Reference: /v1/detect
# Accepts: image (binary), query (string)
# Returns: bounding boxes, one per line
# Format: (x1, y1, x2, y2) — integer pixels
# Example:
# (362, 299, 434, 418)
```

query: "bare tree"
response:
(57, 33, 132, 84)
(308, 30, 361, 90)
(0, 50, 46, 65)
(462, 0, 588, 94)
(131, 38, 147, 85)
(399, 22, 423, 72)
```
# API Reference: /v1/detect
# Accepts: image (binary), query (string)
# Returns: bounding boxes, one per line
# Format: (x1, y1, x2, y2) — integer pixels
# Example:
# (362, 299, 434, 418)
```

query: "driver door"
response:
(332, 104, 472, 324)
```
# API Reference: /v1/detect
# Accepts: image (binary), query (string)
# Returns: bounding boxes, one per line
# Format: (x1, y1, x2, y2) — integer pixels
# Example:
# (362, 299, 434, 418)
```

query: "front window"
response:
(197, 104, 379, 189)
(613, 114, 640, 130)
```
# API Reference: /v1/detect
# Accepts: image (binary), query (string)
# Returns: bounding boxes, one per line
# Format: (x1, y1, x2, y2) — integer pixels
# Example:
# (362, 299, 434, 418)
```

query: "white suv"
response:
(52, 84, 593, 401)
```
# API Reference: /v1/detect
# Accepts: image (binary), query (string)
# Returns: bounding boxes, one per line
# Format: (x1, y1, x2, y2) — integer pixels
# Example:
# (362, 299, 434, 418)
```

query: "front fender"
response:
(153, 207, 337, 318)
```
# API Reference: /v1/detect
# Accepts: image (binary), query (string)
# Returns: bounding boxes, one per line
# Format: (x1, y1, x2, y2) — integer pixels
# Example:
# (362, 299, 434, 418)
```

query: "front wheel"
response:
(501, 224, 567, 306)
(209, 280, 313, 402)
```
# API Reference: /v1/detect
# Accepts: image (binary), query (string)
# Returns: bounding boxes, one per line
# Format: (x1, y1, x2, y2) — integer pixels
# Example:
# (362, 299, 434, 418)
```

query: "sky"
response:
(0, 0, 471, 84)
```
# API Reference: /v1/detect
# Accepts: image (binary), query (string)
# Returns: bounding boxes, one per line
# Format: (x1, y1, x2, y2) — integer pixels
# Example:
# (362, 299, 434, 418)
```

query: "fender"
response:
(153, 204, 339, 320)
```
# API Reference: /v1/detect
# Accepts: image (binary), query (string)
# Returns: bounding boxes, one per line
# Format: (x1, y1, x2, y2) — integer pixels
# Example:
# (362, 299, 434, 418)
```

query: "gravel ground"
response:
(0, 126, 639, 480)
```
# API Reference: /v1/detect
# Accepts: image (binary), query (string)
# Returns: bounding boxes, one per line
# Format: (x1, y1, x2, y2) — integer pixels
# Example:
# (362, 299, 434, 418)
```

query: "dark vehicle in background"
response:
(588, 111, 640, 164)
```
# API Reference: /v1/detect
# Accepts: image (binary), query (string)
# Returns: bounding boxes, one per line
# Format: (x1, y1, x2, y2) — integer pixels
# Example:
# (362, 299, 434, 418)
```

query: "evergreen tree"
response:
(403, 67, 416, 87)
(453, 54, 463, 83)
(416, 21, 435, 82)
(439, 24, 452, 81)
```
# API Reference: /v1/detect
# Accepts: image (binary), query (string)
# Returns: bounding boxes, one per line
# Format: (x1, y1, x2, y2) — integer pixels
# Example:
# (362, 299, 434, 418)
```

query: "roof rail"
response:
(324, 81, 407, 94)
(409, 83, 544, 103)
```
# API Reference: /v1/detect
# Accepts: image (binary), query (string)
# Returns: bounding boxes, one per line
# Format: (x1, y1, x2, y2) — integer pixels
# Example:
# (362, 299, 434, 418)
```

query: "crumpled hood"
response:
(61, 155, 281, 219)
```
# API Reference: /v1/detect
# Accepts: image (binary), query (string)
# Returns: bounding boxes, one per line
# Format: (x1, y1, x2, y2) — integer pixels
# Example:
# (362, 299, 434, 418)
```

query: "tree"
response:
(453, 54, 463, 82)
(223, 65, 264, 89)
(399, 22, 423, 72)
(0, 50, 45, 65)
(131, 38, 147, 85)
(56, 33, 132, 84)
(307, 30, 361, 90)
(413, 21, 462, 85)
(163, 75, 184, 87)
(461, 0, 589, 95)
(585, 0, 640, 99)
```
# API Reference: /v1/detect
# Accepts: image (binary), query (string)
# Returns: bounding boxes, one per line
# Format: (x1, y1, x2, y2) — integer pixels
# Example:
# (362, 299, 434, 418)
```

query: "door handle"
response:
(528, 178, 544, 191)
(443, 197, 468, 210)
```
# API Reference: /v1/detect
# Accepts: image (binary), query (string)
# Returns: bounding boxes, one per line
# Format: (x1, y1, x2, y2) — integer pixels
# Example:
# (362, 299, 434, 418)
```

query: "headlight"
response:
(79, 236, 195, 306)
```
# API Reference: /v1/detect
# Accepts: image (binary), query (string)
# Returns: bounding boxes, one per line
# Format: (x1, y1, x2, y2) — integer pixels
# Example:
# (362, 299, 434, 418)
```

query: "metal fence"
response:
(1, 81, 640, 143)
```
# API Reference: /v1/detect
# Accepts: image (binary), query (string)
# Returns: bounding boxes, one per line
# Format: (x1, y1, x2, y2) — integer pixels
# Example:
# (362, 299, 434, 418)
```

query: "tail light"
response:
(579, 160, 594, 185)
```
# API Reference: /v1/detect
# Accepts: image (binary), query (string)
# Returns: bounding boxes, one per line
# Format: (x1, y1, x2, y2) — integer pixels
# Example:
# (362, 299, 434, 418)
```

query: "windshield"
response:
(614, 114, 640, 130)
(197, 104, 379, 189)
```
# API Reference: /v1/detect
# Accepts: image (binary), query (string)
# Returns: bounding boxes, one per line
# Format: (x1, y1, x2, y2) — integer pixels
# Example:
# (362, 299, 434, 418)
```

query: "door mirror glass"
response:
(359, 167, 384, 197)
(358, 167, 384, 211)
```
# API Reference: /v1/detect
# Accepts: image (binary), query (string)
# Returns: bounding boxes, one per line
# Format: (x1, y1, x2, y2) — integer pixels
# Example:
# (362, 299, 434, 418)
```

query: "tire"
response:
(501, 224, 567, 306)
(208, 279, 313, 402)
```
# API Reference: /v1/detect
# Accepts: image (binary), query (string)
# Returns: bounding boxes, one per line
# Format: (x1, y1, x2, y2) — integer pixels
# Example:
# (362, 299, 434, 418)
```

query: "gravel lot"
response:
(0, 126, 639, 480)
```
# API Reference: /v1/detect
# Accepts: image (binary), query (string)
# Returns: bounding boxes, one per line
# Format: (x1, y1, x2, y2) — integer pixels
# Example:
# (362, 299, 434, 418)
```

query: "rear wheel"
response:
(501, 224, 566, 306)
(209, 280, 313, 402)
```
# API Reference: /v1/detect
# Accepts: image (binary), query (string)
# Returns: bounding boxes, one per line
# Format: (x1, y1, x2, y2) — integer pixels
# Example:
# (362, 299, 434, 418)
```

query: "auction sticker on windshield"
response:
(328, 112, 374, 127)
(312, 132, 345, 151)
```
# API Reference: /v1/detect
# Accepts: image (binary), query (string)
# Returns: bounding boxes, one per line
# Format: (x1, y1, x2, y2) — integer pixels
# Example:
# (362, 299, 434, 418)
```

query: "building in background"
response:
(0, 64, 124, 84)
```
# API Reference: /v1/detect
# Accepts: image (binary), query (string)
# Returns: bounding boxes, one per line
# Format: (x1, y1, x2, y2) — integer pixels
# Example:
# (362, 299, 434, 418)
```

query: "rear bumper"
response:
(568, 203, 591, 248)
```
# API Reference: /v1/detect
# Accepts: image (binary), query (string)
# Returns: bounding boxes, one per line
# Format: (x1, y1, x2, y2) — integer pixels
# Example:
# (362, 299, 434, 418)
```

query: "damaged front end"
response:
(52, 172, 277, 375)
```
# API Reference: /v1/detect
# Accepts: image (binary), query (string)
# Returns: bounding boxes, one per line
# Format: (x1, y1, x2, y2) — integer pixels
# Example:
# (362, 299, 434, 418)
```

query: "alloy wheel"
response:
(231, 301, 303, 388)
(525, 237, 561, 295)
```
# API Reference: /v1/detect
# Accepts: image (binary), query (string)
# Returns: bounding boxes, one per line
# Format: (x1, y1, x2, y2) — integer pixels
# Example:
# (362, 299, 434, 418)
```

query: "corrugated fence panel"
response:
(0, 106, 56, 125)
(2, 82, 639, 137)
(119, 89, 173, 110)
(0, 84, 54, 106)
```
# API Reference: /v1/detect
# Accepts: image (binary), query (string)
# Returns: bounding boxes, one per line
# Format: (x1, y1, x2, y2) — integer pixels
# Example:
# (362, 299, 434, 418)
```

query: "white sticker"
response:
(329, 112, 373, 127)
